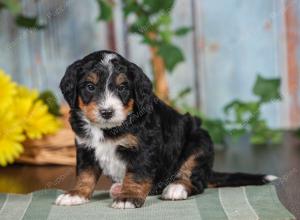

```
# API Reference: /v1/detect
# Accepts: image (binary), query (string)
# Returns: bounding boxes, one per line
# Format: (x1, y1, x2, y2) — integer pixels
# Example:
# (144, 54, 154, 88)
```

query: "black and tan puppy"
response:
(55, 50, 277, 208)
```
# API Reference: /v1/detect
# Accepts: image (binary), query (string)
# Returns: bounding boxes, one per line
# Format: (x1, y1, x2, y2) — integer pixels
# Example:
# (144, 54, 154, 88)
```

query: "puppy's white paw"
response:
(111, 200, 136, 209)
(161, 183, 188, 200)
(55, 193, 88, 206)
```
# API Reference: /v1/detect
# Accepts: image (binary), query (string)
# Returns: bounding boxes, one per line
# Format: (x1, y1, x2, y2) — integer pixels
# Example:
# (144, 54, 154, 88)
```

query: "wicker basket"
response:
(17, 106, 76, 166)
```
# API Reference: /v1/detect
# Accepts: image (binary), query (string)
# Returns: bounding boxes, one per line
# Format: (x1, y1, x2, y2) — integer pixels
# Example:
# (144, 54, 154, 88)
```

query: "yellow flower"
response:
(0, 69, 16, 109)
(14, 86, 61, 139)
(0, 108, 25, 166)
(0, 70, 61, 166)
(16, 85, 39, 100)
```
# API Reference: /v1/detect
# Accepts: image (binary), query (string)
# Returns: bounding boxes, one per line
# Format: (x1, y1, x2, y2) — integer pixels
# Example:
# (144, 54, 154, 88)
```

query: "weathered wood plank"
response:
(195, 0, 285, 128)
(284, 0, 300, 128)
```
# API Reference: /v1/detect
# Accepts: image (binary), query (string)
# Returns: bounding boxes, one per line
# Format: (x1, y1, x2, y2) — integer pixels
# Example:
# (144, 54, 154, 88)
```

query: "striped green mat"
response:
(0, 185, 295, 220)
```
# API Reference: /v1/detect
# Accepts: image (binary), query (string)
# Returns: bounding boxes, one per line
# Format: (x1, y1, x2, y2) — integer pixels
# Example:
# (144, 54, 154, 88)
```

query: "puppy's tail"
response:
(207, 171, 278, 188)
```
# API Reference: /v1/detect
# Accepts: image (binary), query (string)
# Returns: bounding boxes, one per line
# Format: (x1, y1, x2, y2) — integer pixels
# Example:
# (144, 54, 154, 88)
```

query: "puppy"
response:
(55, 50, 277, 208)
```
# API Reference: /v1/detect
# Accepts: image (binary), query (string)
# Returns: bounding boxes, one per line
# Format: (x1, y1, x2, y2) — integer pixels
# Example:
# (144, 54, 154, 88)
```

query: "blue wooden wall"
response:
(0, 0, 299, 128)
(196, 0, 284, 127)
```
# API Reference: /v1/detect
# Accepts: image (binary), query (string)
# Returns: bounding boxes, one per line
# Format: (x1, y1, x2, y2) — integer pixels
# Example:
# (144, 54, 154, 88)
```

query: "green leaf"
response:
(174, 26, 193, 36)
(157, 14, 171, 26)
(203, 118, 227, 144)
(250, 135, 266, 145)
(96, 0, 113, 21)
(160, 30, 173, 43)
(224, 100, 260, 123)
(15, 15, 45, 29)
(224, 100, 242, 114)
(252, 75, 281, 103)
(143, 0, 174, 13)
(129, 15, 152, 34)
(123, 0, 139, 17)
(141, 35, 157, 46)
(228, 128, 247, 140)
(38, 90, 61, 116)
(157, 43, 184, 72)
(1, 0, 22, 15)
(248, 119, 283, 145)
(177, 87, 191, 99)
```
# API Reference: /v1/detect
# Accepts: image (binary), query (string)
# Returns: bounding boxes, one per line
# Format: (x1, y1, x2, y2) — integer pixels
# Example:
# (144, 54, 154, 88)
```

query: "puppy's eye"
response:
(86, 83, 96, 92)
(118, 83, 128, 92)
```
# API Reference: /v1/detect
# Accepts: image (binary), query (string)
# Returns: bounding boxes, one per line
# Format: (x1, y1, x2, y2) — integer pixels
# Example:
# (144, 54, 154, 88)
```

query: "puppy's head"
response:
(60, 51, 153, 129)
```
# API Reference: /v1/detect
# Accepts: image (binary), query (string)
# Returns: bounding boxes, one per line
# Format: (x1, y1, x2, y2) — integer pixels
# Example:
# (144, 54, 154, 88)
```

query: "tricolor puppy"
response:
(55, 50, 277, 208)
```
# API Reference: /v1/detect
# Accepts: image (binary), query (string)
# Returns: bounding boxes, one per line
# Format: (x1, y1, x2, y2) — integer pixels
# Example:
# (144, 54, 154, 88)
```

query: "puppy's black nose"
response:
(100, 108, 114, 120)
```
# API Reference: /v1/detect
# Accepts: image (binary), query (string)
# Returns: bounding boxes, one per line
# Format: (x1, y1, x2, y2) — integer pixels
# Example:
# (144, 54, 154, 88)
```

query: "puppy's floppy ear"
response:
(60, 61, 81, 108)
(129, 62, 153, 111)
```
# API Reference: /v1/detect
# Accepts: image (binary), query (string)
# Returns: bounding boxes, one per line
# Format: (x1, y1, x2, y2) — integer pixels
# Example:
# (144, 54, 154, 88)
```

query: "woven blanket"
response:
(0, 185, 295, 220)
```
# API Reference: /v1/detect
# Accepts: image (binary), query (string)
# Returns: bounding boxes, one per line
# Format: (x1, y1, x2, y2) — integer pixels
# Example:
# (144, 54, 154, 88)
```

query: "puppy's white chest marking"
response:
(76, 125, 126, 183)
(95, 140, 126, 183)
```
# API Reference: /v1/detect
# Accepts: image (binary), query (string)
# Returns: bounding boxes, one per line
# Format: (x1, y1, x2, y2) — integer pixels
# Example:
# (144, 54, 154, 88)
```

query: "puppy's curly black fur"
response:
(55, 50, 276, 208)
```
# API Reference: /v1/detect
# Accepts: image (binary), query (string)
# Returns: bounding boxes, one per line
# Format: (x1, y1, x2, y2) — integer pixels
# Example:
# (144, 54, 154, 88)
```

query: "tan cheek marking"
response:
(78, 97, 85, 109)
(119, 173, 152, 200)
(69, 168, 100, 199)
(78, 97, 98, 122)
(123, 99, 134, 115)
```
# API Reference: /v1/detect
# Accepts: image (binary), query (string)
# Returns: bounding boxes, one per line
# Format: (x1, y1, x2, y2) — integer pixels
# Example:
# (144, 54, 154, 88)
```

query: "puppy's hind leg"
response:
(161, 123, 214, 201)
(161, 153, 206, 200)
(161, 137, 213, 201)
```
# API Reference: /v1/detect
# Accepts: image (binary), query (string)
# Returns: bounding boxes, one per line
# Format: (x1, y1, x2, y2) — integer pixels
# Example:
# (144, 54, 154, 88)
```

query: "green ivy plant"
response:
(175, 75, 282, 146)
(97, 0, 191, 73)
(224, 75, 282, 145)
(0, 0, 44, 29)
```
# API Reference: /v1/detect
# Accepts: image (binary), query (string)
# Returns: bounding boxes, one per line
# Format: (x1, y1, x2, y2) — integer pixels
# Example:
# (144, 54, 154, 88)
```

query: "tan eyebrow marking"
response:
(86, 72, 99, 84)
(115, 73, 127, 85)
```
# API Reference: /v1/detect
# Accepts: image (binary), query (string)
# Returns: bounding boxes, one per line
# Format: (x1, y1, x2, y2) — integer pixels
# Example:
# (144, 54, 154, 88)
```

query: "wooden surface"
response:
(0, 132, 299, 218)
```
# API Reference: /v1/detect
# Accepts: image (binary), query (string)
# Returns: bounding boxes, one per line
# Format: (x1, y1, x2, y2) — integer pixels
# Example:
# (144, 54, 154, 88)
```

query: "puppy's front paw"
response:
(111, 198, 144, 209)
(55, 193, 89, 206)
